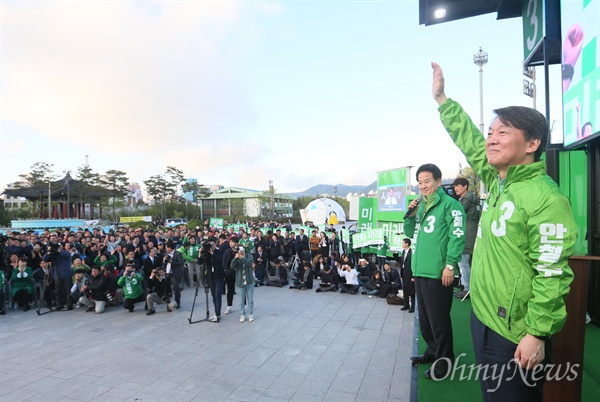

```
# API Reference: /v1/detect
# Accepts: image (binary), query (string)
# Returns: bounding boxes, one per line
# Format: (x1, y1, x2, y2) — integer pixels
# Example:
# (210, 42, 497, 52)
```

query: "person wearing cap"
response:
(79, 266, 108, 313)
(70, 268, 90, 307)
(265, 257, 288, 287)
(451, 177, 481, 300)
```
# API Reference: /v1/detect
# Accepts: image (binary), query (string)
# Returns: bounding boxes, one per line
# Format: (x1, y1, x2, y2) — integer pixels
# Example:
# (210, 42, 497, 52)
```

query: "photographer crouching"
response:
(117, 263, 145, 313)
(79, 266, 109, 313)
(146, 266, 174, 315)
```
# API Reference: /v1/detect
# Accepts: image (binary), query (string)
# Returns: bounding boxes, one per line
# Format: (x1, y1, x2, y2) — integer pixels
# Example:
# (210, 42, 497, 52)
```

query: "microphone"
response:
(403, 195, 423, 220)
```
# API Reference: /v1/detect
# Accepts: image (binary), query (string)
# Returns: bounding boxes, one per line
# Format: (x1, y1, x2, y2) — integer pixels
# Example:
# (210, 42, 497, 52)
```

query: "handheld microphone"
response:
(403, 195, 423, 220)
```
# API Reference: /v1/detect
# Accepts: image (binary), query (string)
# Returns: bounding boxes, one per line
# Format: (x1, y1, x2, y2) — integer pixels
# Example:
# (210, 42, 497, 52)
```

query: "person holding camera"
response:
(338, 263, 360, 294)
(70, 268, 90, 307)
(231, 247, 255, 322)
(117, 264, 145, 313)
(79, 266, 108, 313)
(146, 266, 174, 315)
(43, 242, 74, 310)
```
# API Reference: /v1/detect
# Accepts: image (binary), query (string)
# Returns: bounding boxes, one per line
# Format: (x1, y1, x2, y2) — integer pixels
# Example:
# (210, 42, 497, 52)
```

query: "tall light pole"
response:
(473, 47, 488, 133)
(473, 47, 488, 198)
(47, 164, 54, 219)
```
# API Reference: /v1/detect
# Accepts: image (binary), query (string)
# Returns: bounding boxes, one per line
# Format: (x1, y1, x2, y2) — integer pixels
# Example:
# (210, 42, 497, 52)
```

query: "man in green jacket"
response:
(117, 264, 145, 313)
(404, 163, 466, 380)
(432, 62, 577, 401)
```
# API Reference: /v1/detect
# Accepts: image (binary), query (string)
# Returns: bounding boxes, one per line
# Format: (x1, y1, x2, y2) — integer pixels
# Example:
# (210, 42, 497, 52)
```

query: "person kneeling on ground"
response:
(117, 264, 145, 313)
(289, 261, 314, 290)
(265, 257, 289, 287)
(146, 266, 174, 315)
(79, 266, 108, 313)
(338, 263, 360, 294)
(316, 264, 338, 292)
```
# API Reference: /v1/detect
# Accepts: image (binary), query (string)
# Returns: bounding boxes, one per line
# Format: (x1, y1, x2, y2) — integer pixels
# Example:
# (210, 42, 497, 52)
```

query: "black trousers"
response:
(415, 277, 454, 361)
(171, 276, 182, 305)
(471, 312, 547, 402)
(210, 279, 223, 317)
(225, 275, 236, 307)
(54, 277, 73, 308)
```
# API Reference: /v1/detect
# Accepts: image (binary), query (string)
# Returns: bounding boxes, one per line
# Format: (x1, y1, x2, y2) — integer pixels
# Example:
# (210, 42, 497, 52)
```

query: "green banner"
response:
(352, 228, 385, 248)
(358, 197, 377, 231)
(389, 233, 404, 252)
(340, 229, 350, 244)
(210, 218, 224, 228)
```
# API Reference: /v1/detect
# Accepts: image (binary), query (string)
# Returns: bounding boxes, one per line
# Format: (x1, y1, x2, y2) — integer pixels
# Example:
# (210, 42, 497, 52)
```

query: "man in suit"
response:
(165, 241, 184, 309)
(143, 247, 161, 292)
(400, 238, 414, 312)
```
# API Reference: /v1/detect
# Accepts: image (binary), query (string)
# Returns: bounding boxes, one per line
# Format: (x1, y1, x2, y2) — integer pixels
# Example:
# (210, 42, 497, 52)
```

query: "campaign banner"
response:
(352, 228, 385, 248)
(120, 216, 152, 223)
(210, 218, 224, 228)
(340, 229, 350, 244)
(389, 233, 405, 252)
(357, 197, 377, 231)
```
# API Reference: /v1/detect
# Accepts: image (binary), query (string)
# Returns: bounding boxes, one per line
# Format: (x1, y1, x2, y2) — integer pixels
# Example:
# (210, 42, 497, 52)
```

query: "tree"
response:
(165, 166, 185, 200)
(181, 180, 211, 219)
(75, 164, 100, 218)
(100, 170, 129, 222)
(17, 162, 58, 218)
(144, 174, 170, 220)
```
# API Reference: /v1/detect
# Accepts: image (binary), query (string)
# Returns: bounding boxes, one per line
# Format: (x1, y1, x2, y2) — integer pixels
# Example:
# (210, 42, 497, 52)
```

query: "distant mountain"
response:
(287, 177, 460, 198)
(289, 182, 377, 198)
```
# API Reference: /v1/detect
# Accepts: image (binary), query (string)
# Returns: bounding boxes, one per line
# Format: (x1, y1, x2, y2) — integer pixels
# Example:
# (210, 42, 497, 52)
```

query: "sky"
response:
(0, 0, 565, 195)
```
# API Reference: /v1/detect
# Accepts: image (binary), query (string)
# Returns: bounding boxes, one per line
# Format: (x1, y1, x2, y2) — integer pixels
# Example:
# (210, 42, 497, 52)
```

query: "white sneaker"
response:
(248, 315, 254, 322)
(240, 315, 245, 322)
(224, 306, 231, 315)
(208, 315, 219, 322)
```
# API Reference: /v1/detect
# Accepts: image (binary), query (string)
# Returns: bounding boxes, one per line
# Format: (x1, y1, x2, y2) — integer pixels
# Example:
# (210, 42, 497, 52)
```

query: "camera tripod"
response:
(37, 262, 55, 316)
(188, 267, 218, 324)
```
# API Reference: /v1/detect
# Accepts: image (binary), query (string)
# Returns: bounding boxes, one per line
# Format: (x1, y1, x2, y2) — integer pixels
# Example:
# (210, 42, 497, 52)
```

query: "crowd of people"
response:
(0, 220, 412, 320)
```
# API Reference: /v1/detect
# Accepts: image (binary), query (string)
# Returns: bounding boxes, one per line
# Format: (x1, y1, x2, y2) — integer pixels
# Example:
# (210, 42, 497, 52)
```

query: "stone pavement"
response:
(1, 278, 415, 402)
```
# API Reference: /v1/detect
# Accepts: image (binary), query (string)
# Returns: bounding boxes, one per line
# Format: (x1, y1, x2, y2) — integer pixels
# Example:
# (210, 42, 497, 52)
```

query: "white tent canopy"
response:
(300, 198, 346, 225)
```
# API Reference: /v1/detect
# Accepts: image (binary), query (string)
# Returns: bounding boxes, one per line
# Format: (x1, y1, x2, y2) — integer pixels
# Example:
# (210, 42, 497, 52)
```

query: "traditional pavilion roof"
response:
(3, 172, 113, 201)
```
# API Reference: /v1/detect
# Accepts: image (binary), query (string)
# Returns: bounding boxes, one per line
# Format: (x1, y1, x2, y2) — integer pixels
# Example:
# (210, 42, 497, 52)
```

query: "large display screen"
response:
(562, 0, 599, 148)
(377, 168, 408, 213)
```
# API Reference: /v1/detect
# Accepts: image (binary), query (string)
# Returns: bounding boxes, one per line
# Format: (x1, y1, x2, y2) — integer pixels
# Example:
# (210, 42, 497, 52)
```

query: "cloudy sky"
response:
(1, 1, 563, 194)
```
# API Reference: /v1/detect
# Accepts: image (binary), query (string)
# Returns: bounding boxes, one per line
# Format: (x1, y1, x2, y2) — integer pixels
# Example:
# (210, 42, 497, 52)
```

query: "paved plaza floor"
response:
(1, 278, 415, 402)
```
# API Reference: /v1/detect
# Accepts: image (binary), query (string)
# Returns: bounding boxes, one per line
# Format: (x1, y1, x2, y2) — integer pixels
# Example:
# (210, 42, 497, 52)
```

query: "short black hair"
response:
(452, 177, 469, 189)
(492, 106, 548, 162)
(403, 238, 412, 246)
(416, 163, 442, 181)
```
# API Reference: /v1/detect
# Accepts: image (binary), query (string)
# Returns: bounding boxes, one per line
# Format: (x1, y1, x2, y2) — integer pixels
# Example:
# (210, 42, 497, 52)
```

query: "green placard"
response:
(389, 233, 404, 252)
(352, 228, 384, 248)
(358, 197, 377, 231)
(209, 218, 224, 229)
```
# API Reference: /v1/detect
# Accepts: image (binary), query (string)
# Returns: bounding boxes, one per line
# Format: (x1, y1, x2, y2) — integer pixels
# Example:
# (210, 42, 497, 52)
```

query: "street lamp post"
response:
(473, 47, 488, 198)
(473, 47, 489, 134)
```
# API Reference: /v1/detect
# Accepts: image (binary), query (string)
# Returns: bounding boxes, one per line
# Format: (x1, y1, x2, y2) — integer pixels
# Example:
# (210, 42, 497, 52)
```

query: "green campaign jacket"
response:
(404, 186, 466, 279)
(439, 99, 577, 343)
(117, 273, 144, 299)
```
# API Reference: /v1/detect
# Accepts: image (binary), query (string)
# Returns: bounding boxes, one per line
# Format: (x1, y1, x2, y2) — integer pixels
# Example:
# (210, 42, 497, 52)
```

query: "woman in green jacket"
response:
(11, 257, 34, 311)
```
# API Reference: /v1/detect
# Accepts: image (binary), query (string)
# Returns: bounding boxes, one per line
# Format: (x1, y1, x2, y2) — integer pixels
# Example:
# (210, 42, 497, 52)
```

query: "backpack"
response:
(386, 293, 404, 305)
